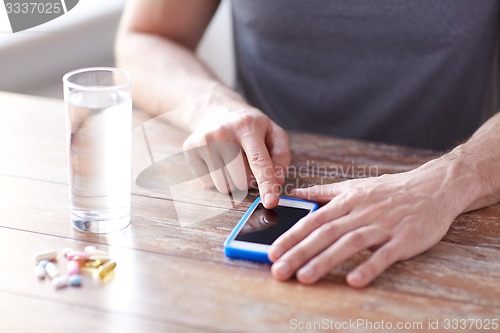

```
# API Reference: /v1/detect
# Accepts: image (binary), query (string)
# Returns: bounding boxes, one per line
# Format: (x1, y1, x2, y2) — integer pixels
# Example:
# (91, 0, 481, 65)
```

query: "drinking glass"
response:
(63, 67, 132, 233)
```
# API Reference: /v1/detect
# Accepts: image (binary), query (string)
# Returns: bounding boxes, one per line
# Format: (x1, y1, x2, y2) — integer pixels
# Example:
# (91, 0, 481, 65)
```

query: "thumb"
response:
(291, 183, 342, 204)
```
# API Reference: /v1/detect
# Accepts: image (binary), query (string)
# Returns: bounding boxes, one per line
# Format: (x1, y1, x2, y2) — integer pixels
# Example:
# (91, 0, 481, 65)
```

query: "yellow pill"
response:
(89, 255, 110, 263)
(97, 261, 116, 278)
(84, 259, 103, 268)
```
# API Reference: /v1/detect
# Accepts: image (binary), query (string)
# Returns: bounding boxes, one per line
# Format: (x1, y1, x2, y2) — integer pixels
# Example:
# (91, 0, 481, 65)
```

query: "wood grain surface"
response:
(0, 92, 499, 333)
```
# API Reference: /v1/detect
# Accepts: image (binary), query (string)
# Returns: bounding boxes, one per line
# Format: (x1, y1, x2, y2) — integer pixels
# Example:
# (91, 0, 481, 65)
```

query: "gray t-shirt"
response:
(231, 0, 499, 150)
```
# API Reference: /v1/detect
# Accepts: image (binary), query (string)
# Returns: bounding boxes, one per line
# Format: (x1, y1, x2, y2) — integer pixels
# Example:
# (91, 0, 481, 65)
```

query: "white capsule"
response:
(52, 276, 69, 289)
(45, 262, 58, 279)
(33, 250, 57, 262)
(62, 248, 73, 257)
(84, 246, 96, 253)
(84, 246, 107, 256)
(33, 265, 45, 279)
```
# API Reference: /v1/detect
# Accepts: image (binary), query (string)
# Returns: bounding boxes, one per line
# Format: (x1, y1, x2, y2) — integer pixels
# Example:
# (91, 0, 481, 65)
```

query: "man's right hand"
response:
(116, 0, 290, 207)
(183, 101, 290, 208)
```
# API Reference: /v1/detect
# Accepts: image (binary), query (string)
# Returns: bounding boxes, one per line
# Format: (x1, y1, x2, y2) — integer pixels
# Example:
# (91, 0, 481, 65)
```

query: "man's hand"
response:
(116, 0, 291, 208)
(183, 102, 290, 208)
(268, 161, 468, 287)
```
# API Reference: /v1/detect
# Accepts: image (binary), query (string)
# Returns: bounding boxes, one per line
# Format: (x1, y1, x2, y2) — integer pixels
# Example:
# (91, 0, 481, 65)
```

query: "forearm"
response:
(416, 112, 500, 213)
(115, 31, 245, 132)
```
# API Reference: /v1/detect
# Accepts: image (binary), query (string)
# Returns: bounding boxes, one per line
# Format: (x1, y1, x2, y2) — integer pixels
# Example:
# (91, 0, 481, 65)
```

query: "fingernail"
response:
(299, 266, 315, 280)
(348, 271, 364, 285)
(274, 261, 291, 277)
(263, 193, 275, 206)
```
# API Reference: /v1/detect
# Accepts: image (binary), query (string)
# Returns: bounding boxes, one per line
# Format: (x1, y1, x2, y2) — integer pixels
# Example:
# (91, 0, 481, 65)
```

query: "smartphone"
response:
(224, 196, 318, 263)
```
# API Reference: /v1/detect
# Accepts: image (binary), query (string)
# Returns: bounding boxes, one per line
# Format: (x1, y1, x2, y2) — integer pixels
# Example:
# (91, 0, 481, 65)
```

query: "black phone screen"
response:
(234, 203, 310, 245)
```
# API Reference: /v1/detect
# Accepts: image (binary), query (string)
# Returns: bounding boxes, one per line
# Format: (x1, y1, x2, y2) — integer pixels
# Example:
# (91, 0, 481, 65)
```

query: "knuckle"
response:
(354, 209, 385, 227)
(339, 192, 356, 205)
(347, 231, 368, 249)
(303, 214, 326, 231)
(213, 124, 233, 140)
(378, 246, 396, 264)
(250, 152, 269, 165)
(183, 130, 221, 152)
(234, 114, 260, 132)
(317, 223, 339, 240)
(250, 155, 273, 174)
(204, 129, 222, 143)
(309, 209, 329, 225)
(387, 240, 408, 260)
(378, 173, 392, 182)
(326, 195, 347, 210)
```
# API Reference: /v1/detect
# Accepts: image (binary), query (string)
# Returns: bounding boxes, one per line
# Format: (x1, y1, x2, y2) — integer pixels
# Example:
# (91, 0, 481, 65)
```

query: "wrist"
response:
(413, 145, 488, 214)
(414, 147, 480, 216)
(445, 144, 500, 211)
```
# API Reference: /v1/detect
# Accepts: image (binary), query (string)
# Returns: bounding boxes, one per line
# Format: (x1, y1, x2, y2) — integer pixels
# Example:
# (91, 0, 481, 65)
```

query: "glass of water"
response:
(63, 67, 132, 233)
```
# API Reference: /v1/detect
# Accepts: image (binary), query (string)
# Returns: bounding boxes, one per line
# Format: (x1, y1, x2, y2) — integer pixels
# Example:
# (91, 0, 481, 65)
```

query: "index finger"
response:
(240, 134, 280, 208)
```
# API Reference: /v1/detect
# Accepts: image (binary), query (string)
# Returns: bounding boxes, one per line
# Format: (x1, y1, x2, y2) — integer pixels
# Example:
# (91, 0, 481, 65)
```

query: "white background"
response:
(0, 0, 234, 96)
(0, 0, 13, 33)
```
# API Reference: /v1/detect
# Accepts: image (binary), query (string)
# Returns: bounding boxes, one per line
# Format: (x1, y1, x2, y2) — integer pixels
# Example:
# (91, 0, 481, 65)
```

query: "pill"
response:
(84, 245, 96, 252)
(67, 260, 80, 276)
(89, 255, 110, 264)
(84, 245, 96, 253)
(45, 262, 58, 279)
(91, 249, 108, 256)
(62, 248, 73, 257)
(33, 265, 45, 279)
(98, 261, 116, 278)
(70, 257, 89, 266)
(66, 251, 89, 261)
(68, 275, 82, 287)
(37, 260, 50, 268)
(52, 276, 69, 289)
(85, 247, 108, 256)
(84, 259, 104, 268)
(34, 250, 57, 262)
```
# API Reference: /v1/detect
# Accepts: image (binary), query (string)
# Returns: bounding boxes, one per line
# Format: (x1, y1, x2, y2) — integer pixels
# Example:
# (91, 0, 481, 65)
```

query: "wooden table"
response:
(0, 92, 498, 333)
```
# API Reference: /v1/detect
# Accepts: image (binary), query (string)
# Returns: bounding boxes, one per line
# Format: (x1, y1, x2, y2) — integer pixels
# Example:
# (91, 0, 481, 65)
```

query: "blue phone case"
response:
(224, 196, 318, 263)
